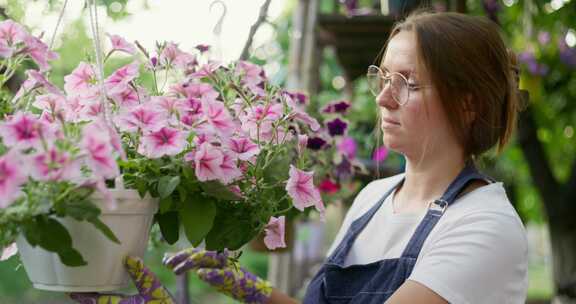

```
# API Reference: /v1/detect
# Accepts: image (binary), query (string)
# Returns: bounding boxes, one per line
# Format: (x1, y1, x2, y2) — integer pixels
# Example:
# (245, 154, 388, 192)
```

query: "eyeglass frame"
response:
(366, 65, 432, 106)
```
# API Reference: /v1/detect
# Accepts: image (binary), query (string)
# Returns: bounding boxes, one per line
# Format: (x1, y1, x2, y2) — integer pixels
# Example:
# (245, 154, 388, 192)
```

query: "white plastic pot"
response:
(16, 188, 157, 292)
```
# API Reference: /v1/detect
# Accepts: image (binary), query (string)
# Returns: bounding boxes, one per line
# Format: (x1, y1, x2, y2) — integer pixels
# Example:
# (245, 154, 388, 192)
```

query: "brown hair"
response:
(379, 10, 519, 158)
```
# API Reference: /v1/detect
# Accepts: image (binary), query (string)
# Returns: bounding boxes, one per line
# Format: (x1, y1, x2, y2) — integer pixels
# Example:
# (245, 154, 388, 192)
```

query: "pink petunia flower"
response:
(0, 41, 12, 58)
(337, 136, 357, 159)
(107, 33, 136, 54)
(171, 82, 219, 100)
(115, 104, 164, 133)
(225, 135, 260, 161)
(202, 99, 237, 136)
(239, 103, 284, 141)
(193, 142, 224, 182)
(104, 62, 140, 95)
(139, 127, 187, 158)
(285, 165, 324, 215)
(33, 94, 67, 118)
(64, 62, 99, 99)
(151, 96, 185, 122)
(285, 97, 320, 132)
(217, 151, 242, 185)
(109, 86, 141, 108)
(0, 112, 48, 149)
(372, 145, 389, 163)
(0, 151, 27, 208)
(0, 20, 28, 58)
(22, 35, 58, 72)
(180, 97, 203, 127)
(190, 60, 222, 78)
(263, 216, 287, 250)
(0, 243, 17, 261)
(236, 61, 266, 96)
(77, 100, 105, 121)
(81, 121, 120, 179)
(29, 147, 81, 182)
(13, 70, 62, 102)
(297, 135, 308, 155)
(159, 42, 181, 65)
(174, 52, 198, 72)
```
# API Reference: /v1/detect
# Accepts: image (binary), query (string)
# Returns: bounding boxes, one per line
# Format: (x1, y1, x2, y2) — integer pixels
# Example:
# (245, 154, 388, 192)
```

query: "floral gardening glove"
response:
(69, 256, 175, 304)
(163, 248, 273, 304)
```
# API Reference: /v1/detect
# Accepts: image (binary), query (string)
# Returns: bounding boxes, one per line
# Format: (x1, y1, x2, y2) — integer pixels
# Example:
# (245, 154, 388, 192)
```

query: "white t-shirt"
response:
(327, 174, 529, 304)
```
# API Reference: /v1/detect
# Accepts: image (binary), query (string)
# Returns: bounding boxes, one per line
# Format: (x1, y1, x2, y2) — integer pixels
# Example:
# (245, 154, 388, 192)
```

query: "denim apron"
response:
(303, 163, 493, 304)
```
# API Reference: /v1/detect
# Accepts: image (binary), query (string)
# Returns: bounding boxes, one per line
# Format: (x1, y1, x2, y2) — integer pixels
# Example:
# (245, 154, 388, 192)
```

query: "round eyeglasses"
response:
(366, 65, 428, 106)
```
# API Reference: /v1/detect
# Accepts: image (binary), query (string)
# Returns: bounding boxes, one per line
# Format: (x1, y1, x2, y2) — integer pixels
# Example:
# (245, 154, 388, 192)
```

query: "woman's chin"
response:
(381, 138, 403, 154)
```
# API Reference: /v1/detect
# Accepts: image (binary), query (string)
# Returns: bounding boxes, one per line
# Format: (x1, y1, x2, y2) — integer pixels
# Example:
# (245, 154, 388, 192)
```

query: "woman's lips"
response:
(382, 117, 400, 126)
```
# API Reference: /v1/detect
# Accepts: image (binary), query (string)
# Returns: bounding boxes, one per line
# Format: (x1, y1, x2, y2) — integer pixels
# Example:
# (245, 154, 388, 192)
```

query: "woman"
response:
(71, 10, 528, 304)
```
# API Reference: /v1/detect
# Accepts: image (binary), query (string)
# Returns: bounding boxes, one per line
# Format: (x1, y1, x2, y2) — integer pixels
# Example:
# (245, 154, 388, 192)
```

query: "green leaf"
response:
(200, 181, 243, 201)
(159, 196, 173, 214)
(262, 152, 291, 183)
(135, 179, 148, 199)
(179, 195, 216, 246)
(88, 218, 121, 244)
(59, 199, 101, 221)
(23, 216, 87, 266)
(158, 176, 180, 199)
(58, 248, 88, 267)
(155, 212, 180, 245)
(205, 206, 258, 251)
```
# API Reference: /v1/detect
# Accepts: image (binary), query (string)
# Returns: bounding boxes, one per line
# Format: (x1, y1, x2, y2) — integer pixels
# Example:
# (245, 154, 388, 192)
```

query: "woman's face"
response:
(376, 30, 459, 161)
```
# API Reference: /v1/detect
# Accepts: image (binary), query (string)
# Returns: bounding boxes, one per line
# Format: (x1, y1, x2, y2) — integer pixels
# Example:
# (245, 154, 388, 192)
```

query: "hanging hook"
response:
(209, 0, 227, 37)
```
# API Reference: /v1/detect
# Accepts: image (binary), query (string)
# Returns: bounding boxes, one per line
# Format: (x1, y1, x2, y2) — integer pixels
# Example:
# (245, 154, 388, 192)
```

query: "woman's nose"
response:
(376, 84, 398, 110)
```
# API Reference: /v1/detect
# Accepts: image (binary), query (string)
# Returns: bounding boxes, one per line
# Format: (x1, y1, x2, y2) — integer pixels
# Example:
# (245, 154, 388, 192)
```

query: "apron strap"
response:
(400, 162, 493, 259)
(328, 178, 405, 265)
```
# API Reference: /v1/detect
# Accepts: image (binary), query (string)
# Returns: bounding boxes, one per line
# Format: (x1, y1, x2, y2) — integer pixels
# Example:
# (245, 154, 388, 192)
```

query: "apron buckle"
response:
(428, 199, 448, 213)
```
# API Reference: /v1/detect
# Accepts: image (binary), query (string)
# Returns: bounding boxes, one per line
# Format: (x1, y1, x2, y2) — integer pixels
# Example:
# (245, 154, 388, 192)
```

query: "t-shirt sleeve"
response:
(408, 212, 529, 304)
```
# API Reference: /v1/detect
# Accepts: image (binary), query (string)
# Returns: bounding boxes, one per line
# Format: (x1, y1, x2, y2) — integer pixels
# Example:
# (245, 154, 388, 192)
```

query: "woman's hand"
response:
(163, 248, 273, 304)
(69, 256, 174, 304)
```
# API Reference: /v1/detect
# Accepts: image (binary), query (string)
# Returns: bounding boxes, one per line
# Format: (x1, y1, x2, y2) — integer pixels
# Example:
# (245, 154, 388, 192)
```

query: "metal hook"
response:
(209, 0, 228, 36)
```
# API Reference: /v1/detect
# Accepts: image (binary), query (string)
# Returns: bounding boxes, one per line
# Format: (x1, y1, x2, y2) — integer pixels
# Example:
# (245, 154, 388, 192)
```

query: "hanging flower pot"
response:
(16, 188, 157, 292)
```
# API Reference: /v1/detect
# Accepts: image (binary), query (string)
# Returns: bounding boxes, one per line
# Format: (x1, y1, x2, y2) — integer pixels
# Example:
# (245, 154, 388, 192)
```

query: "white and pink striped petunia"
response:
(285, 165, 325, 217)
(0, 151, 27, 208)
(263, 216, 287, 250)
(81, 121, 120, 179)
(139, 127, 187, 158)
(193, 142, 224, 182)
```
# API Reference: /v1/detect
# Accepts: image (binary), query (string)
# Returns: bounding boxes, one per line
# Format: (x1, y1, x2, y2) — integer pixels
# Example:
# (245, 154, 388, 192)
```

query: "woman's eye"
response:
(408, 83, 420, 90)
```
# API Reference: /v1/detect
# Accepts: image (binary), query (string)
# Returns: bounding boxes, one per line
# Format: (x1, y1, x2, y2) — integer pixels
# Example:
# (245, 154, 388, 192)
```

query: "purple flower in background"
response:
(482, 0, 500, 23)
(335, 157, 352, 181)
(482, 0, 500, 14)
(337, 136, 357, 159)
(322, 100, 350, 114)
(340, 0, 358, 13)
(283, 91, 308, 106)
(518, 51, 549, 76)
(307, 137, 327, 150)
(327, 118, 348, 136)
(538, 31, 551, 46)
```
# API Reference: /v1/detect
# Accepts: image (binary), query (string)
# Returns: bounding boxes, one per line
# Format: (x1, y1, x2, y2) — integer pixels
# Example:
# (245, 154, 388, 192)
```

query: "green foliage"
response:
(23, 216, 87, 267)
(180, 194, 217, 247)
